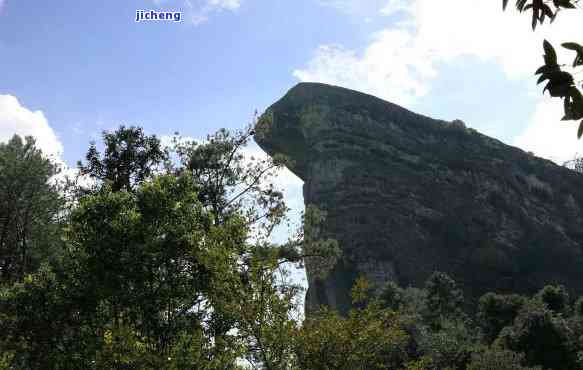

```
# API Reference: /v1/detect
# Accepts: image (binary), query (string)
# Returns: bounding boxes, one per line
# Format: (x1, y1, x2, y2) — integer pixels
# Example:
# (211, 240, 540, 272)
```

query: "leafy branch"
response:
(503, 0, 579, 30)
(503, 0, 583, 137)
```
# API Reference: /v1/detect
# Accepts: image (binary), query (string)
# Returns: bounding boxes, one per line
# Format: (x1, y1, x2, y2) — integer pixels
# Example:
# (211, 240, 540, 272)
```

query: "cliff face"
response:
(255, 82, 583, 314)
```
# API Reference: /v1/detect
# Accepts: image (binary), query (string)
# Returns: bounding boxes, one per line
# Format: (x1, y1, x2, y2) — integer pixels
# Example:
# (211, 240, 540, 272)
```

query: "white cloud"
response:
(0, 94, 90, 190)
(514, 99, 583, 165)
(71, 122, 84, 135)
(160, 134, 303, 216)
(380, 0, 408, 16)
(297, 0, 583, 161)
(208, 0, 240, 10)
(318, 0, 389, 16)
(0, 94, 63, 160)
(293, 31, 437, 105)
(296, 1, 583, 102)
(246, 143, 304, 221)
(185, 0, 241, 25)
(318, 0, 355, 12)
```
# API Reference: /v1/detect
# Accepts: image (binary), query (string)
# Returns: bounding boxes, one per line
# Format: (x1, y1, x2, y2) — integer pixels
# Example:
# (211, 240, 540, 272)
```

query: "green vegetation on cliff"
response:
(255, 82, 583, 317)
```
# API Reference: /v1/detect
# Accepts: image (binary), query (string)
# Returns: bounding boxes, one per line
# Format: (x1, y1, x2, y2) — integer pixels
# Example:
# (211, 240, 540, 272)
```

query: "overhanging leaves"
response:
(562, 42, 583, 67)
(532, 38, 583, 138)
(503, 0, 579, 29)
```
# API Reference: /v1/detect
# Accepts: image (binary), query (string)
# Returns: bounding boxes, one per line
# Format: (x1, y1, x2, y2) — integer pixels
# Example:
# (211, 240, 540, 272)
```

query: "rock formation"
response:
(255, 82, 583, 314)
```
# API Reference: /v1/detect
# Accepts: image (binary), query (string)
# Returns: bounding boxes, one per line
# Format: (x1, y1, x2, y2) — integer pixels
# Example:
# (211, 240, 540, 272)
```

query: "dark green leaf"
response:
(571, 88, 583, 107)
(562, 42, 583, 51)
(543, 40, 557, 65)
(562, 42, 583, 67)
(569, 87, 583, 119)
(542, 4, 554, 20)
(535, 64, 559, 75)
(559, 0, 577, 9)
(563, 98, 573, 120)
(532, 10, 538, 30)
(517, 0, 528, 11)
(544, 74, 573, 97)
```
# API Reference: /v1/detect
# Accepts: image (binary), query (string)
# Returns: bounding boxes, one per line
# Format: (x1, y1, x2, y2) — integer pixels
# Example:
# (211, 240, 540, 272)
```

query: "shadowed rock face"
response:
(255, 82, 583, 315)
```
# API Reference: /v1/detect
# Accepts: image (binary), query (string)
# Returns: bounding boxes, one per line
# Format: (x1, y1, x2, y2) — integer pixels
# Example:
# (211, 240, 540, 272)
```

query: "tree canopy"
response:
(4, 125, 583, 369)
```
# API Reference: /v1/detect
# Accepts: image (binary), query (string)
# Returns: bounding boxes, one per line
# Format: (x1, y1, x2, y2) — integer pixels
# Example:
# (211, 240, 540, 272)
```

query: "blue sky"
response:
(0, 0, 378, 164)
(1, 0, 583, 295)
(2, 0, 582, 166)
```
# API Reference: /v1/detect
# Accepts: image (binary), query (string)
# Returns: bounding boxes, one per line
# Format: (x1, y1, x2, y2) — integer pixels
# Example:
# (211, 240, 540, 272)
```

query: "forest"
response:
(2, 125, 583, 369)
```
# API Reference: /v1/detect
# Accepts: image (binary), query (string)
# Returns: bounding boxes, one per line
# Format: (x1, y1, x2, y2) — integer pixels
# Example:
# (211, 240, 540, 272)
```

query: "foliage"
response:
(0, 135, 65, 283)
(467, 348, 542, 370)
(423, 271, 465, 328)
(8, 125, 583, 369)
(496, 299, 580, 369)
(0, 264, 91, 369)
(502, 0, 583, 138)
(378, 280, 405, 311)
(294, 273, 583, 369)
(536, 284, 570, 313)
(68, 175, 226, 353)
(77, 125, 168, 192)
(502, 0, 579, 30)
(0, 125, 342, 369)
(574, 297, 583, 316)
(351, 275, 374, 306)
(478, 293, 526, 343)
(416, 318, 479, 370)
(167, 127, 288, 228)
(295, 304, 411, 370)
(536, 40, 583, 135)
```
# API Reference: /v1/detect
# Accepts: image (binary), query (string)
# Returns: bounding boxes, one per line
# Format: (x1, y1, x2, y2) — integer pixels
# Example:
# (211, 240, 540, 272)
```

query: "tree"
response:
(496, 300, 580, 369)
(1, 165, 277, 368)
(423, 271, 465, 328)
(0, 125, 339, 369)
(0, 264, 89, 369)
(415, 318, 478, 369)
(0, 135, 64, 283)
(536, 284, 570, 313)
(573, 296, 583, 315)
(467, 349, 542, 370)
(562, 154, 583, 172)
(69, 175, 222, 350)
(478, 293, 526, 343)
(294, 304, 411, 369)
(78, 125, 168, 192)
(502, 0, 583, 137)
(378, 280, 405, 311)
